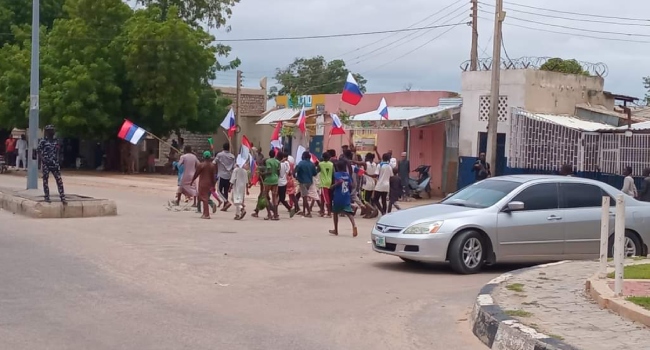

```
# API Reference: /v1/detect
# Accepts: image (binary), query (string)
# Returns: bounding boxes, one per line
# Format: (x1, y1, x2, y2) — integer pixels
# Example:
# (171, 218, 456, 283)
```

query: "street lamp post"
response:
(27, 0, 40, 189)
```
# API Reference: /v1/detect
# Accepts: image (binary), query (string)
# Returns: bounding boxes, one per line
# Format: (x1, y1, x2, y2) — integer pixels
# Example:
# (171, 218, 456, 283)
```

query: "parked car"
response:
(371, 175, 650, 274)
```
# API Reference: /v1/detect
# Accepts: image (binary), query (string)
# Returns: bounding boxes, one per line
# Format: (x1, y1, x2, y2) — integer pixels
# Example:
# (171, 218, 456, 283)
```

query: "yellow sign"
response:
(276, 94, 326, 109)
(352, 132, 377, 153)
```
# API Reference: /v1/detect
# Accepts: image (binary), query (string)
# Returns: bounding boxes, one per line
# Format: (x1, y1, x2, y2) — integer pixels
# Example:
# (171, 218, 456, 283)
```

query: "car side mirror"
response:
(505, 201, 525, 212)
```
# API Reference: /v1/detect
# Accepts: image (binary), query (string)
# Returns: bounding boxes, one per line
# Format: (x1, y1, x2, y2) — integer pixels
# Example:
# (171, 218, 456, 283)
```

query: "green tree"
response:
(0, 37, 30, 129)
(39, 0, 132, 138)
(135, 0, 239, 29)
(540, 58, 589, 75)
(0, 0, 66, 46)
(116, 6, 222, 137)
(269, 56, 367, 99)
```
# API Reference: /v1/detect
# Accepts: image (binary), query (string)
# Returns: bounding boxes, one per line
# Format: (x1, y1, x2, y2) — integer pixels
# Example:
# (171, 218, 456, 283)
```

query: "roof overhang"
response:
(347, 105, 460, 130)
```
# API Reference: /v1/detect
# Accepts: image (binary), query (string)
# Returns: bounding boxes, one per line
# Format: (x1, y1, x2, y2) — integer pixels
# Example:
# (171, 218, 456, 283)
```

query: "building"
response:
(457, 69, 616, 187)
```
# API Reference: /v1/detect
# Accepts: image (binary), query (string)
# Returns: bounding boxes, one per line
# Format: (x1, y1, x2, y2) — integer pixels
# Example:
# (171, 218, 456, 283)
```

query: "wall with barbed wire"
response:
(460, 57, 608, 77)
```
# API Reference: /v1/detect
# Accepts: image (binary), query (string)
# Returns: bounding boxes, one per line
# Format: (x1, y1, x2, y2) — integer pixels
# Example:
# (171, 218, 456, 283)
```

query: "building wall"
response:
(408, 123, 446, 196)
(458, 69, 612, 158)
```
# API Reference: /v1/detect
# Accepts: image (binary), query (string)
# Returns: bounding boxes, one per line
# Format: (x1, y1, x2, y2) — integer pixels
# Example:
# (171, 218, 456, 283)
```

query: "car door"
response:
(497, 182, 565, 258)
(560, 183, 614, 257)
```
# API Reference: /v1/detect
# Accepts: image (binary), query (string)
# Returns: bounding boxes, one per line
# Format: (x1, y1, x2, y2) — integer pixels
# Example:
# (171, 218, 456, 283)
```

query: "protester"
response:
(277, 152, 296, 217)
(36, 125, 66, 204)
(214, 142, 235, 211)
(638, 168, 650, 202)
(373, 153, 392, 215)
(622, 166, 638, 198)
(252, 154, 267, 218)
(330, 160, 358, 237)
(262, 149, 281, 220)
(318, 152, 334, 217)
(174, 145, 198, 206)
(295, 151, 318, 217)
(362, 153, 378, 218)
(285, 155, 300, 214)
(230, 158, 249, 220)
(398, 151, 410, 199)
(191, 151, 217, 219)
(388, 167, 403, 213)
(473, 152, 491, 182)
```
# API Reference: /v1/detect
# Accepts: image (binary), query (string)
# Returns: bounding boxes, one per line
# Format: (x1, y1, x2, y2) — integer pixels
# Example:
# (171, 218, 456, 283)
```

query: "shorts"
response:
(332, 204, 353, 214)
(299, 184, 310, 196)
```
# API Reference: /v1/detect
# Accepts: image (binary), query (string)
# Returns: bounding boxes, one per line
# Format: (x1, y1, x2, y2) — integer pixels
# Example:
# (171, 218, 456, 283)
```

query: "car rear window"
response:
(511, 183, 559, 210)
(561, 183, 611, 208)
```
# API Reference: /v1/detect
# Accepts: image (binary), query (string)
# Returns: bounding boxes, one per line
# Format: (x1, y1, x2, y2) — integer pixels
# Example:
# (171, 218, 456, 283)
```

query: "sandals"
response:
(329, 230, 338, 236)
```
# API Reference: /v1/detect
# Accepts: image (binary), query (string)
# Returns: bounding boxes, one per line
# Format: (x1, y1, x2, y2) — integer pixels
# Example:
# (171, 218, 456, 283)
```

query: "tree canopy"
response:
(269, 56, 367, 99)
(540, 58, 589, 76)
(0, 0, 238, 139)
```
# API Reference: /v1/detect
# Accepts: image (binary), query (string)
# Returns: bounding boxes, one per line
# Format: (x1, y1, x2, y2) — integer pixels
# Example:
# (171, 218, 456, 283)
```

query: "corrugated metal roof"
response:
(526, 112, 616, 132)
(617, 121, 650, 131)
(351, 105, 460, 121)
(256, 108, 303, 125)
(439, 97, 463, 107)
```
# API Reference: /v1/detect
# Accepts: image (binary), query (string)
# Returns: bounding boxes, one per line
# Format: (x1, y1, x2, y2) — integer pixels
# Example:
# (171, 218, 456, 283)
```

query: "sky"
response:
(209, 0, 650, 104)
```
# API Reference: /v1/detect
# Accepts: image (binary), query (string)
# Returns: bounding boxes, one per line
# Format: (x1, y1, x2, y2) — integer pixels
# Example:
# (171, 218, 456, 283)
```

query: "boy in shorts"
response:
(330, 160, 358, 237)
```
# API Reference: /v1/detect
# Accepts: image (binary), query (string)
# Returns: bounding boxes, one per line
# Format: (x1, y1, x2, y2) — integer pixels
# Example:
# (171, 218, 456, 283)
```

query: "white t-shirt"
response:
(375, 163, 392, 193)
(278, 161, 289, 186)
(16, 139, 27, 152)
(363, 161, 377, 191)
(390, 157, 397, 169)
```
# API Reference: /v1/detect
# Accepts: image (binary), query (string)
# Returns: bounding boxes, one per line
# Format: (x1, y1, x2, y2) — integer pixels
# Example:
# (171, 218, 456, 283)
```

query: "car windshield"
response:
(441, 179, 521, 208)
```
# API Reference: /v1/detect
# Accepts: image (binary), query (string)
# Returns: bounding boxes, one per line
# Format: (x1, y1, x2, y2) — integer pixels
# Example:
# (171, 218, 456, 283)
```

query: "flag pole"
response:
(146, 132, 180, 153)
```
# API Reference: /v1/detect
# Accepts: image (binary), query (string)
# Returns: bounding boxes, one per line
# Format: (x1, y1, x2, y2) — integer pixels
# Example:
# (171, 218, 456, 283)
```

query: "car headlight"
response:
(403, 221, 444, 234)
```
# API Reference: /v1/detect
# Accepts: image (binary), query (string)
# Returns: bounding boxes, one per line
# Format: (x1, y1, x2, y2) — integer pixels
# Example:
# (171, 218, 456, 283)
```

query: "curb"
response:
(471, 261, 580, 350)
(586, 272, 650, 328)
(0, 190, 117, 218)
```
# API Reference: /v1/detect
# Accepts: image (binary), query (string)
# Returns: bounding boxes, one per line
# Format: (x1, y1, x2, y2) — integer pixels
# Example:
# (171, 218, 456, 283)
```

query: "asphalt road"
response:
(0, 172, 507, 350)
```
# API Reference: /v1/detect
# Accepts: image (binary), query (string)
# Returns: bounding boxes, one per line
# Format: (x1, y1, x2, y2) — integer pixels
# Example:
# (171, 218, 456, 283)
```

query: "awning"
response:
(257, 108, 306, 125)
(348, 105, 461, 130)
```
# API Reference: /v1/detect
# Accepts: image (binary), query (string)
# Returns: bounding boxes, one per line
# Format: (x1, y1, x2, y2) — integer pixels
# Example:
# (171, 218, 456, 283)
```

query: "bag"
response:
(256, 196, 267, 210)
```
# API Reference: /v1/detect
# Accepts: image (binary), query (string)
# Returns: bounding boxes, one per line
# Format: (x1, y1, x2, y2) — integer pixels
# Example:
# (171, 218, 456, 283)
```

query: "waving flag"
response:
(220, 108, 236, 138)
(296, 106, 306, 133)
(341, 72, 363, 105)
(240, 135, 252, 163)
(270, 121, 283, 150)
(250, 157, 258, 185)
(330, 113, 346, 136)
(118, 120, 146, 145)
(377, 97, 389, 120)
(310, 153, 319, 163)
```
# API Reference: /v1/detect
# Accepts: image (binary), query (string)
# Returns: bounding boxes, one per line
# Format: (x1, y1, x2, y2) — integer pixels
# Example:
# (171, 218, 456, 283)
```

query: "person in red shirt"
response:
(4, 136, 17, 167)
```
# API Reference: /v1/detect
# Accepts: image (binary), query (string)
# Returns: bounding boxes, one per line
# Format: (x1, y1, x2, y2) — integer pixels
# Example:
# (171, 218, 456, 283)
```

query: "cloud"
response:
(211, 0, 650, 101)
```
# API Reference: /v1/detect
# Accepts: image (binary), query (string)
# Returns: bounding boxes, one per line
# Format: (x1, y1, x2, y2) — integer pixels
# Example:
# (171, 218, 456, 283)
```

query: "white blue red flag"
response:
(296, 106, 307, 133)
(377, 97, 389, 120)
(270, 121, 283, 150)
(117, 120, 146, 145)
(329, 113, 346, 136)
(341, 72, 363, 105)
(239, 135, 252, 166)
(220, 108, 236, 138)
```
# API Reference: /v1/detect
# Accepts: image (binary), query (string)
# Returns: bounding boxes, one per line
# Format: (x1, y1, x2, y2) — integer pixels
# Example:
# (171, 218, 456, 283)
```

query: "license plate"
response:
(375, 236, 386, 247)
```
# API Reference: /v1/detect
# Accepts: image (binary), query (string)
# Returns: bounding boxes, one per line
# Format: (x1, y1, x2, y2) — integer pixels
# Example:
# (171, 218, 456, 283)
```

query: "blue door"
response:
(478, 132, 506, 176)
(309, 136, 324, 156)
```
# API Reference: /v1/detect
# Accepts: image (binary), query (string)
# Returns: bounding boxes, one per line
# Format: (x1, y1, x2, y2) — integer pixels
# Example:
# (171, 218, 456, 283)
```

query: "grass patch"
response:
(633, 256, 647, 261)
(548, 334, 565, 341)
(627, 296, 650, 310)
(506, 283, 525, 292)
(505, 309, 533, 318)
(606, 263, 650, 279)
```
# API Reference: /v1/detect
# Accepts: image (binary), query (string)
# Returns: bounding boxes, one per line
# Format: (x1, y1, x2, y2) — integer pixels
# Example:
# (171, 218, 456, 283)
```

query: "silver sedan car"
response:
(371, 175, 650, 274)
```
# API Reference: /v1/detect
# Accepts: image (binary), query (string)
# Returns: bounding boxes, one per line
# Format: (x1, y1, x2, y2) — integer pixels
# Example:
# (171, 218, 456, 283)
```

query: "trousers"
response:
(16, 151, 26, 169)
(43, 164, 65, 201)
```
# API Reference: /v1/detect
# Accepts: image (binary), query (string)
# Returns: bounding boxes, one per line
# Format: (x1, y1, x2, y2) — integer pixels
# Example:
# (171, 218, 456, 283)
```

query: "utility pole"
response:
(234, 69, 242, 153)
(487, 0, 504, 175)
(27, 0, 40, 190)
(470, 0, 479, 71)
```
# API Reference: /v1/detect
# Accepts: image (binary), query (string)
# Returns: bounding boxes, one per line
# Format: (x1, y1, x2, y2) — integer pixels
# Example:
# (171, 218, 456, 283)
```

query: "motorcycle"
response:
(408, 165, 432, 199)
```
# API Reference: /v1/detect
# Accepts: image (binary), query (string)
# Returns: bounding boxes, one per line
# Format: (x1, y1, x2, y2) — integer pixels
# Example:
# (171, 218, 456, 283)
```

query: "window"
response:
(442, 179, 521, 208)
(478, 95, 509, 122)
(511, 183, 559, 211)
(561, 183, 610, 208)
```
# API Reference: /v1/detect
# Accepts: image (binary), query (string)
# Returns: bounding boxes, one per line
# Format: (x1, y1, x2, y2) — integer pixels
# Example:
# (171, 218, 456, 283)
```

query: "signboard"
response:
(352, 132, 377, 153)
(288, 95, 313, 108)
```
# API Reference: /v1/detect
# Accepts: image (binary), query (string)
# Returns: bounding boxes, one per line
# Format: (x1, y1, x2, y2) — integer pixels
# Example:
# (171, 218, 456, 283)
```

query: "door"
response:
(497, 183, 565, 258)
(478, 132, 506, 176)
(560, 183, 615, 257)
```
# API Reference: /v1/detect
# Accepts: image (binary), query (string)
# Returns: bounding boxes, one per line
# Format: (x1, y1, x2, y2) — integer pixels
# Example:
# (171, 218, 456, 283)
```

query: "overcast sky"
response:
(210, 0, 650, 103)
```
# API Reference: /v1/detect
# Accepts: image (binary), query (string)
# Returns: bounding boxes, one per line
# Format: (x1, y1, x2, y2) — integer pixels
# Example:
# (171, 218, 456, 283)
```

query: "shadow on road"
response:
(372, 260, 546, 275)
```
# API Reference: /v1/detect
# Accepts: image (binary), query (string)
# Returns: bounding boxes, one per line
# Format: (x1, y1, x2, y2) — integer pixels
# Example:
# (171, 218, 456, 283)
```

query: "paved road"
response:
(0, 173, 503, 350)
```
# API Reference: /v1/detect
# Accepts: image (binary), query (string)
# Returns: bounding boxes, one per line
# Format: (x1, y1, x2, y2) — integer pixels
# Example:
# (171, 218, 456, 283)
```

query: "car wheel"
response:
(608, 231, 642, 258)
(449, 230, 485, 274)
(400, 257, 421, 265)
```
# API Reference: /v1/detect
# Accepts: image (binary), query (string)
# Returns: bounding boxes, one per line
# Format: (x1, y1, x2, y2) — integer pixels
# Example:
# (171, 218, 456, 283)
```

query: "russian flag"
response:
(377, 97, 389, 120)
(270, 121, 283, 150)
(250, 156, 258, 185)
(220, 108, 236, 138)
(330, 113, 346, 136)
(341, 72, 363, 106)
(240, 135, 252, 163)
(117, 120, 146, 145)
(296, 106, 306, 133)
(310, 153, 319, 163)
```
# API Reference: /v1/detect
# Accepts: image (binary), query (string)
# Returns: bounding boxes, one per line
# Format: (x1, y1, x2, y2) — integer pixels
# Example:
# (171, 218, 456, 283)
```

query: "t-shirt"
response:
(263, 158, 280, 186)
(214, 150, 235, 180)
(362, 161, 377, 191)
(5, 138, 16, 153)
(16, 139, 27, 152)
(278, 161, 289, 186)
(318, 161, 334, 188)
(333, 172, 352, 208)
(375, 162, 392, 192)
(295, 160, 317, 185)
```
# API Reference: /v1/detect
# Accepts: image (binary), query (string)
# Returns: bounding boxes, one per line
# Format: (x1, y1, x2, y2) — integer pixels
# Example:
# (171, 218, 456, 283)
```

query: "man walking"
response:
(638, 168, 650, 202)
(398, 151, 410, 200)
(214, 142, 235, 211)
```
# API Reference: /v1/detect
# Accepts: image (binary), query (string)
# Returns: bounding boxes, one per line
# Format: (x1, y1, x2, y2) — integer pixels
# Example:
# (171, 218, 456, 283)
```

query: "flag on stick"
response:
(341, 72, 363, 105)
(330, 113, 346, 136)
(117, 120, 146, 145)
(220, 108, 236, 138)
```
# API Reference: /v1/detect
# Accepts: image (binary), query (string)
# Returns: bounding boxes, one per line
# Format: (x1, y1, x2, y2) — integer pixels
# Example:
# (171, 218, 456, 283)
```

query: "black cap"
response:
(44, 125, 55, 131)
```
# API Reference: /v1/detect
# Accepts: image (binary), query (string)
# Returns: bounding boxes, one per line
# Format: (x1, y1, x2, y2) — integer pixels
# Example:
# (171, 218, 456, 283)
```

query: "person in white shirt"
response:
(622, 166, 638, 198)
(362, 153, 378, 218)
(16, 135, 27, 169)
(373, 153, 392, 215)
